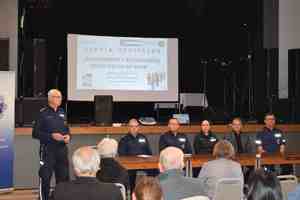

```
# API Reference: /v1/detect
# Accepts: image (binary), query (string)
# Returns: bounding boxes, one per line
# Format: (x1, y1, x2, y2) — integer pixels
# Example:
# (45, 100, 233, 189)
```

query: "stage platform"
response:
(15, 124, 300, 135)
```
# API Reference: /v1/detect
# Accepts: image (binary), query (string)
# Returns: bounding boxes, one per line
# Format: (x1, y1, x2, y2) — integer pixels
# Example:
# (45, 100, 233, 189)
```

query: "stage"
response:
(15, 124, 300, 135)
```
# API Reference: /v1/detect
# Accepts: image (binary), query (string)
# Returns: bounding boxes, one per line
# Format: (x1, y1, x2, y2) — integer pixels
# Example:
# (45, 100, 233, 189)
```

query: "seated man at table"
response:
(256, 113, 290, 174)
(118, 118, 153, 190)
(96, 138, 130, 189)
(225, 117, 253, 154)
(118, 118, 152, 156)
(225, 117, 254, 182)
(159, 118, 192, 154)
(198, 140, 244, 199)
(158, 146, 205, 200)
(53, 146, 123, 200)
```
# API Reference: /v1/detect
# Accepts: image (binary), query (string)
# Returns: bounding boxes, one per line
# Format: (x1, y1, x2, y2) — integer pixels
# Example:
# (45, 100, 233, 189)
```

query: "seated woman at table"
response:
(198, 140, 244, 199)
(96, 138, 130, 189)
(194, 120, 218, 154)
(246, 168, 283, 200)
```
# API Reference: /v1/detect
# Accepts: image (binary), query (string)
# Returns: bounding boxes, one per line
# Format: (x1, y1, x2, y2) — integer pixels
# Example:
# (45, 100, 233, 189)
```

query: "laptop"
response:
(172, 113, 190, 124)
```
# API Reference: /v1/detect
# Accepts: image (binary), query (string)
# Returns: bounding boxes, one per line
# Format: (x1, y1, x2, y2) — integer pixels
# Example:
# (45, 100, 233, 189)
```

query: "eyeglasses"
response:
(52, 95, 62, 99)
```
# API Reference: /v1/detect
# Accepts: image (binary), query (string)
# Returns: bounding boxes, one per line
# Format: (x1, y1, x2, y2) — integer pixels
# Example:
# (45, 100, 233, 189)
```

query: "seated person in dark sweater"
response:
(96, 138, 130, 189)
(194, 120, 218, 154)
(53, 146, 122, 200)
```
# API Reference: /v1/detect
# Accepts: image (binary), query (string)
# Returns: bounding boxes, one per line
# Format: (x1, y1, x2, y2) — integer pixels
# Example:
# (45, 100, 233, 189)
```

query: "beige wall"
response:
(279, 0, 300, 98)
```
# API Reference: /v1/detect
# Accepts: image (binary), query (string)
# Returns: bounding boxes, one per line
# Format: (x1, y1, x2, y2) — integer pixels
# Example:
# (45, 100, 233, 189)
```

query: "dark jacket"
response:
(194, 132, 218, 154)
(225, 131, 254, 154)
(53, 177, 123, 200)
(159, 131, 193, 154)
(96, 157, 130, 189)
(256, 127, 285, 153)
(32, 105, 70, 146)
(118, 133, 152, 156)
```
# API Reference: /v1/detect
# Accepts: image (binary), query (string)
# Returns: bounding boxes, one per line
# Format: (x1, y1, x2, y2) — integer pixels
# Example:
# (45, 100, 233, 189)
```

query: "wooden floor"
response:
(0, 189, 38, 200)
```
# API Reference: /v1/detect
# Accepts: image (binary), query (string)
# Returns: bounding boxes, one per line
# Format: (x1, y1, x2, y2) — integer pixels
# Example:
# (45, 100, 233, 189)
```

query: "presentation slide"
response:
(68, 34, 178, 102)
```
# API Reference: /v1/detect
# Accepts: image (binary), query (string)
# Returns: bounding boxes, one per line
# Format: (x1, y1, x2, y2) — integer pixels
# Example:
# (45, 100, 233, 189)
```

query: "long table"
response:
(116, 153, 300, 170)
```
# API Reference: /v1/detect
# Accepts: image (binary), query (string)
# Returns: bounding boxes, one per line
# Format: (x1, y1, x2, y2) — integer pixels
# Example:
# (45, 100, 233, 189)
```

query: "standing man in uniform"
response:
(159, 118, 192, 154)
(32, 89, 70, 200)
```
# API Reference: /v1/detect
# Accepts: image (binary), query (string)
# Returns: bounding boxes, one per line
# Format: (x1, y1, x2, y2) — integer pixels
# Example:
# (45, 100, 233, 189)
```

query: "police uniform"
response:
(159, 131, 192, 154)
(118, 133, 152, 156)
(32, 105, 70, 200)
(194, 132, 218, 154)
(118, 133, 153, 190)
(256, 127, 290, 174)
(256, 127, 286, 153)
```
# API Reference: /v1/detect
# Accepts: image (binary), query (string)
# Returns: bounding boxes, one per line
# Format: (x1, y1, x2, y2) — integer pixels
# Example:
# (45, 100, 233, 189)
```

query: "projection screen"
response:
(67, 34, 178, 102)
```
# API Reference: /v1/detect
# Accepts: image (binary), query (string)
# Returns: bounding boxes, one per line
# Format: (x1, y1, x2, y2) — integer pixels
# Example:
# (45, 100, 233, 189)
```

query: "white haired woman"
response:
(96, 138, 130, 189)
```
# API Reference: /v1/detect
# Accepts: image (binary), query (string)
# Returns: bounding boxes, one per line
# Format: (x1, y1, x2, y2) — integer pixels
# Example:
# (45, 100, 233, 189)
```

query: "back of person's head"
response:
(213, 140, 235, 159)
(247, 169, 283, 200)
(72, 146, 100, 177)
(159, 146, 184, 172)
(97, 138, 118, 158)
(133, 176, 163, 200)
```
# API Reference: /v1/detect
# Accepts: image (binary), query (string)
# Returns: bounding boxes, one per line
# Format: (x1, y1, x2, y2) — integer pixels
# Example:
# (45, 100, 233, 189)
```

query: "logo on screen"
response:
(0, 95, 7, 119)
(158, 41, 165, 47)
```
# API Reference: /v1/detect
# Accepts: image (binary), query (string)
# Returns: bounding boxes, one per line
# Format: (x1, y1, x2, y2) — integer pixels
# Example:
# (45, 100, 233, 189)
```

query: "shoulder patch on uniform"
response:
(39, 107, 47, 112)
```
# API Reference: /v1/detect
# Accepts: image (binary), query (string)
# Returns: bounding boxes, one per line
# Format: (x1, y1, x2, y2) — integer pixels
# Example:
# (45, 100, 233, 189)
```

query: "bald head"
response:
(128, 118, 140, 136)
(47, 89, 62, 109)
(159, 147, 184, 172)
(72, 146, 100, 177)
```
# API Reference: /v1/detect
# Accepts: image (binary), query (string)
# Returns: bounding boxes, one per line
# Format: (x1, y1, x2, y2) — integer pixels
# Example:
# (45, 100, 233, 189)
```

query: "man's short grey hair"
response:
(47, 89, 61, 100)
(97, 138, 118, 158)
(159, 147, 184, 170)
(72, 146, 100, 175)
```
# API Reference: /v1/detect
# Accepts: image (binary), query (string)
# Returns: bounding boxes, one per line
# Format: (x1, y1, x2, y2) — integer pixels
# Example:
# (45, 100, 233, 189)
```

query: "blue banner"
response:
(0, 72, 15, 191)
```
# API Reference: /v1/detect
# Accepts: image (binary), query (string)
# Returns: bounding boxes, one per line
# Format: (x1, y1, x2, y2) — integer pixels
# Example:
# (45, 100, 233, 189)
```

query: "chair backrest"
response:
(278, 175, 298, 200)
(115, 183, 126, 200)
(181, 195, 210, 200)
(213, 178, 243, 200)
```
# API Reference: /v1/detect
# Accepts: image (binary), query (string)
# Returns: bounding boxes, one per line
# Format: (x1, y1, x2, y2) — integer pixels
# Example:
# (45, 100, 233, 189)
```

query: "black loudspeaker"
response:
(23, 97, 48, 126)
(33, 39, 47, 97)
(15, 97, 48, 126)
(0, 38, 9, 71)
(23, 38, 47, 97)
(289, 49, 300, 122)
(94, 95, 113, 126)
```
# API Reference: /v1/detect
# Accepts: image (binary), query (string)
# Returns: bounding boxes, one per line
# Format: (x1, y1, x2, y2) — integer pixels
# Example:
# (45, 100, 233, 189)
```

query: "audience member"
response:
(198, 140, 244, 199)
(53, 146, 122, 200)
(96, 138, 130, 189)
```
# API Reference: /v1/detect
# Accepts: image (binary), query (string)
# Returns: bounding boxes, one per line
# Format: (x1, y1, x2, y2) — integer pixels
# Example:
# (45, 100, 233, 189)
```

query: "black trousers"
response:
(39, 144, 69, 200)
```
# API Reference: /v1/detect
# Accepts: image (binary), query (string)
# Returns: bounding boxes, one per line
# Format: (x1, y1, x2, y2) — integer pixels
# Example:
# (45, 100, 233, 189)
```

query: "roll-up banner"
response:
(0, 71, 15, 192)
